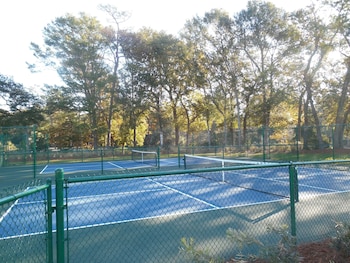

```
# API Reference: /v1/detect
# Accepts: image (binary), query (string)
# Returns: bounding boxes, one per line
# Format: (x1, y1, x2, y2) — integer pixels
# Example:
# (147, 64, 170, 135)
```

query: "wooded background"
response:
(1, 1, 350, 152)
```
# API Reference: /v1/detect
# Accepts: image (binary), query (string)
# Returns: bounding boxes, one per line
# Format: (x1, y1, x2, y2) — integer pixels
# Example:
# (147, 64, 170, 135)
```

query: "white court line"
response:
(39, 165, 48, 174)
(147, 178, 219, 209)
(160, 160, 178, 165)
(298, 183, 338, 192)
(108, 161, 124, 169)
(0, 200, 18, 223)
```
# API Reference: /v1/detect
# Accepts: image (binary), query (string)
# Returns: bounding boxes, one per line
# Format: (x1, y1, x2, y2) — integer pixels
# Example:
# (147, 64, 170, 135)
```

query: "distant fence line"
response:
(2, 124, 350, 178)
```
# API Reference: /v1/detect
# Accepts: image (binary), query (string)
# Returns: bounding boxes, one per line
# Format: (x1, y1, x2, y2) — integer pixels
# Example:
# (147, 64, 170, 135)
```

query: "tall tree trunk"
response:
(303, 98, 310, 150)
(234, 88, 242, 149)
(173, 107, 180, 146)
(107, 50, 119, 147)
(91, 111, 99, 149)
(308, 93, 323, 148)
(334, 59, 350, 149)
(297, 90, 305, 148)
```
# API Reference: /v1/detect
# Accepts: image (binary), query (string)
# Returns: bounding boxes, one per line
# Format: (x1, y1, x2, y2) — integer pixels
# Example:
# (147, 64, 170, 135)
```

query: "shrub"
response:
(179, 237, 224, 263)
(227, 225, 300, 263)
(180, 225, 301, 263)
(331, 221, 350, 258)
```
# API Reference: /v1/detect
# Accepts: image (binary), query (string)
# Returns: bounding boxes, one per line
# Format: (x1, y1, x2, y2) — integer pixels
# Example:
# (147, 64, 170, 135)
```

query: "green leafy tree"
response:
(43, 110, 90, 149)
(234, 0, 301, 130)
(118, 64, 150, 147)
(326, 0, 350, 148)
(31, 13, 113, 149)
(0, 74, 43, 126)
(120, 29, 193, 146)
(98, 4, 130, 147)
(291, 2, 337, 149)
(182, 9, 245, 146)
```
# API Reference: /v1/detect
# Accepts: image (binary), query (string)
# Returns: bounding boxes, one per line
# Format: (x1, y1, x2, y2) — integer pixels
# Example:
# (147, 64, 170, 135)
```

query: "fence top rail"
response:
(0, 180, 51, 206)
(294, 159, 350, 166)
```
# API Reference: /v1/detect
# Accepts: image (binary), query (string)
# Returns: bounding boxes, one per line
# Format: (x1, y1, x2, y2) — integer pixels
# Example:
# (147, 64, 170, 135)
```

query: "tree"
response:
(234, 1, 301, 129)
(152, 33, 194, 146)
(118, 64, 150, 147)
(0, 74, 43, 126)
(42, 110, 90, 149)
(121, 29, 193, 146)
(327, 0, 350, 148)
(183, 9, 244, 146)
(31, 13, 113, 149)
(98, 4, 130, 147)
(291, 2, 337, 149)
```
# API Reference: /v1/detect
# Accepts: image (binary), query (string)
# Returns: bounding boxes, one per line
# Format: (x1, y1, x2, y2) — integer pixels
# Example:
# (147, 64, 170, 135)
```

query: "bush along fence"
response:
(1, 160, 350, 262)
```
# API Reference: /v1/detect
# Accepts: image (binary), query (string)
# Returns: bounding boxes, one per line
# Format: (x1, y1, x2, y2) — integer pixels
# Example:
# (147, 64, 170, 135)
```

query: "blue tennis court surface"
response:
(2, 162, 350, 239)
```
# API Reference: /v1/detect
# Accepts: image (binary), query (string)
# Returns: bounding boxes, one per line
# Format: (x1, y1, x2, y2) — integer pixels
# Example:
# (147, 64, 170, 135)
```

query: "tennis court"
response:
(2, 156, 350, 239)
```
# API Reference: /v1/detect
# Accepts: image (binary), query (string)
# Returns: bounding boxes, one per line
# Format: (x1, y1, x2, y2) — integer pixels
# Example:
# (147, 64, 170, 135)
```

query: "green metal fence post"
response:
(297, 126, 301, 161)
(289, 163, 298, 237)
(262, 126, 266, 162)
(46, 178, 54, 263)
(178, 145, 181, 168)
(157, 146, 160, 169)
(55, 169, 65, 263)
(33, 125, 37, 179)
(101, 149, 104, 174)
(45, 133, 50, 164)
(332, 125, 335, 160)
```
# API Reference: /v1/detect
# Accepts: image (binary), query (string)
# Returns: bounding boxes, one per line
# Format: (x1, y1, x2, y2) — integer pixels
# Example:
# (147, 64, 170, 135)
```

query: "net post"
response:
(288, 162, 298, 237)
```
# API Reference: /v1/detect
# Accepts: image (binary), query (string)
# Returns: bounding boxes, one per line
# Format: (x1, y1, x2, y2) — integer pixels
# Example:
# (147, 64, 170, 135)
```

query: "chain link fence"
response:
(3, 124, 350, 181)
(1, 160, 350, 262)
(0, 179, 53, 263)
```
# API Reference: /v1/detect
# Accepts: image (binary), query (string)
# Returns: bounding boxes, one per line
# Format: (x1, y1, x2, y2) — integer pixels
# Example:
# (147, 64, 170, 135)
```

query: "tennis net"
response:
(183, 154, 290, 198)
(131, 150, 158, 167)
(183, 154, 266, 169)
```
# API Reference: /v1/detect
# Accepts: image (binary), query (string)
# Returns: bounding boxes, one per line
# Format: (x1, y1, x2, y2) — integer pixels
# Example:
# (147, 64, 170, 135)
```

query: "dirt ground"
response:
(227, 239, 350, 262)
(297, 239, 350, 263)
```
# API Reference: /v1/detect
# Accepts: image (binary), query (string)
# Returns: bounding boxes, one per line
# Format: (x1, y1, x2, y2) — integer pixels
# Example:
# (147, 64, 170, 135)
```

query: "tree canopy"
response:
(3, 0, 350, 150)
(0, 74, 43, 127)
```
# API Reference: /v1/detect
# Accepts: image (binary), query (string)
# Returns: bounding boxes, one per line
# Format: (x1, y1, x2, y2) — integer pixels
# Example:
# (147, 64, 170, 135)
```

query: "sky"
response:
(0, 0, 312, 94)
